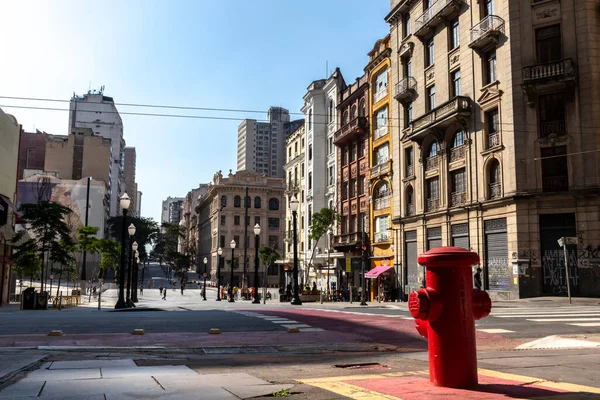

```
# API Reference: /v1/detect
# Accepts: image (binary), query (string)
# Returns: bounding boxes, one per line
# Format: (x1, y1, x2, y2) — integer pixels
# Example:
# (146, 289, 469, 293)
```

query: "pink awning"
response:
(364, 266, 393, 279)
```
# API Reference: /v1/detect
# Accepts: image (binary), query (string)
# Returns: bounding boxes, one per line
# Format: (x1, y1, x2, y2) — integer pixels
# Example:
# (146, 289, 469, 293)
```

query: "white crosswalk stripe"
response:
(490, 306, 600, 328)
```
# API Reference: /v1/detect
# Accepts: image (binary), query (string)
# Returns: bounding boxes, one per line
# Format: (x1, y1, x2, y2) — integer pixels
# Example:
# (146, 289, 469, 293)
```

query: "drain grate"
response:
(201, 346, 279, 355)
(335, 363, 391, 370)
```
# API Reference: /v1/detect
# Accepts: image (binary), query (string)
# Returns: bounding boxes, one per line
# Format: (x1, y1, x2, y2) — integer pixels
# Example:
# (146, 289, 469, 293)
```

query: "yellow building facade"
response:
(366, 35, 395, 300)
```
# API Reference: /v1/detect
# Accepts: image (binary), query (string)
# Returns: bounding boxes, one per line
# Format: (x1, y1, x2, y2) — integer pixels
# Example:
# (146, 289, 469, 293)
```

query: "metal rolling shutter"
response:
(404, 230, 419, 292)
(451, 223, 470, 250)
(427, 227, 442, 250)
(539, 213, 577, 295)
(484, 218, 509, 291)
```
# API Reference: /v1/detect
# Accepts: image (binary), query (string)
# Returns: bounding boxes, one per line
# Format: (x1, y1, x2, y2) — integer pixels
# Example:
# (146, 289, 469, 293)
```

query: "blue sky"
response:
(0, 0, 390, 223)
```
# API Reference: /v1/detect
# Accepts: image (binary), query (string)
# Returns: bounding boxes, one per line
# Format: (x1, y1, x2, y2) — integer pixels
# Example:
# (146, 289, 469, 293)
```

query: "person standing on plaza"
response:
(474, 267, 483, 290)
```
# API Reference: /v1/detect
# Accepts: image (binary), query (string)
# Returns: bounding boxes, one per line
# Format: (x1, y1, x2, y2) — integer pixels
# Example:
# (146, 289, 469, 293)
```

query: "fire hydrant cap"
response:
(417, 246, 480, 269)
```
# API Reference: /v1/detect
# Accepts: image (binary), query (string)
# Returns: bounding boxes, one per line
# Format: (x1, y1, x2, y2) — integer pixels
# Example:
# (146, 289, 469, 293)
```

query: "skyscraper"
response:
(69, 90, 124, 217)
(123, 147, 137, 215)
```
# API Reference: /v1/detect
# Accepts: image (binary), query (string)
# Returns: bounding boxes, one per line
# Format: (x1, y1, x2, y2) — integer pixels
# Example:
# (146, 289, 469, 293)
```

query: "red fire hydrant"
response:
(408, 247, 492, 389)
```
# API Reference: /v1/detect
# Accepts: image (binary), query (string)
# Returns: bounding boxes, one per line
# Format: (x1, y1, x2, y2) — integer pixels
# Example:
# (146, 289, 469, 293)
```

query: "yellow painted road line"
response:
(305, 381, 402, 400)
(478, 369, 600, 394)
(298, 370, 429, 384)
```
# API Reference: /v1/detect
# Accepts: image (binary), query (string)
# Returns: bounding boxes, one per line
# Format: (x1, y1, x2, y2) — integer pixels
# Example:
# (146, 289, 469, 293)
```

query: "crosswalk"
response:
(490, 306, 600, 327)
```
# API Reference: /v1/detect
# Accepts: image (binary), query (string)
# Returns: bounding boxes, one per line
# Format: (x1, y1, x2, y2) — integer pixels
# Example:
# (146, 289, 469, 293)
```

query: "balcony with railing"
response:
(409, 96, 470, 140)
(451, 191, 466, 207)
(487, 132, 500, 149)
(426, 197, 440, 212)
(406, 203, 415, 217)
(539, 120, 566, 137)
(414, 0, 462, 38)
(333, 116, 368, 145)
(522, 59, 577, 96)
(374, 231, 391, 243)
(373, 87, 389, 104)
(373, 125, 389, 141)
(543, 175, 569, 192)
(406, 164, 414, 178)
(449, 145, 465, 163)
(469, 15, 505, 51)
(425, 156, 439, 172)
(370, 159, 391, 179)
(374, 195, 391, 211)
(394, 77, 417, 103)
(333, 232, 364, 250)
(488, 182, 501, 199)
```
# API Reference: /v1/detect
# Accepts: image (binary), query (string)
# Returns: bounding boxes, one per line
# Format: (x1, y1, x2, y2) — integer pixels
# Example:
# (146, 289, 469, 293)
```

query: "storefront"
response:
(539, 213, 577, 295)
(365, 258, 395, 302)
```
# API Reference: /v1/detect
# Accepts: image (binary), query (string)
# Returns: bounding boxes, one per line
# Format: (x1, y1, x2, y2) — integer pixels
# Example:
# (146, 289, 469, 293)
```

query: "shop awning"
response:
(364, 266, 393, 279)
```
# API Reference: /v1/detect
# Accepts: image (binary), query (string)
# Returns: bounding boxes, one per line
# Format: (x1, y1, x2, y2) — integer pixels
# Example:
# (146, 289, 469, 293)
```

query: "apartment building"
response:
(366, 35, 395, 276)
(301, 72, 346, 284)
(283, 123, 306, 273)
(69, 91, 125, 217)
(123, 147, 137, 215)
(196, 170, 286, 287)
(236, 107, 293, 178)
(386, 0, 600, 299)
(161, 197, 184, 226)
(333, 73, 370, 289)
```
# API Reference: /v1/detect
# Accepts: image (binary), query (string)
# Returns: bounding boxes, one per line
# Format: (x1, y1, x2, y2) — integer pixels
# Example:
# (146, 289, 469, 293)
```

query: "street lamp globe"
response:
(120, 193, 131, 211)
(203, 257, 208, 264)
(134, 249, 139, 257)
(290, 196, 299, 212)
(128, 223, 136, 236)
(132, 241, 139, 251)
(136, 257, 140, 263)
(217, 247, 223, 256)
(253, 223, 261, 236)
(230, 240, 236, 249)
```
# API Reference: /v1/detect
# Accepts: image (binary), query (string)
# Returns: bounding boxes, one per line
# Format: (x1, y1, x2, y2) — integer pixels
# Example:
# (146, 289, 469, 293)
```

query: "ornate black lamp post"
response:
(132, 249, 140, 302)
(228, 240, 236, 303)
(115, 193, 131, 309)
(202, 256, 208, 301)
(216, 247, 223, 301)
(126, 226, 137, 307)
(252, 223, 261, 304)
(290, 196, 302, 305)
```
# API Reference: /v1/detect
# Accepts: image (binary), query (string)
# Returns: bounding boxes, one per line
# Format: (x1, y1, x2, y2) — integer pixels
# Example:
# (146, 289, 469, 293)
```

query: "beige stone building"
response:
(385, 0, 600, 299)
(44, 128, 112, 187)
(197, 170, 286, 288)
(283, 123, 306, 272)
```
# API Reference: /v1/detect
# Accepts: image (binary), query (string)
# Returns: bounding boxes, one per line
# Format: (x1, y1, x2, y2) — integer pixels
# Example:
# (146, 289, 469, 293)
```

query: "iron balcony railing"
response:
(406, 164, 414, 178)
(415, 0, 460, 35)
(374, 196, 391, 211)
(543, 176, 569, 192)
(374, 231, 391, 243)
(406, 203, 415, 216)
(370, 160, 390, 177)
(449, 145, 465, 162)
(333, 116, 368, 144)
(373, 87, 389, 104)
(469, 15, 505, 47)
(425, 156, 439, 172)
(539, 120, 566, 137)
(451, 191, 466, 207)
(487, 132, 500, 149)
(426, 198, 440, 212)
(394, 77, 417, 101)
(411, 96, 470, 136)
(489, 182, 501, 199)
(523, 59, 576, 82)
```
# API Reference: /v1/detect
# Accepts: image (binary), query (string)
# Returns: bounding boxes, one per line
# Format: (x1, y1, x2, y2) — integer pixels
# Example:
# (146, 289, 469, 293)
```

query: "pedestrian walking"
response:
(172, 281, 176, 291)
(159, 284, 164, 295)
(147, 281, 151, 289)
(181, 285, 185, 295)
(474, 267, 483, 290)
(162, 288, 167, 300)
(140, 286, 143, 295)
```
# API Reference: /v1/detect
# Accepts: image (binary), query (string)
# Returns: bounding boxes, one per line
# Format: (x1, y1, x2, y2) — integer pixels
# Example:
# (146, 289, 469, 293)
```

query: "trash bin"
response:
(22, 288, 36, 310)
(35, 291, 49, 309)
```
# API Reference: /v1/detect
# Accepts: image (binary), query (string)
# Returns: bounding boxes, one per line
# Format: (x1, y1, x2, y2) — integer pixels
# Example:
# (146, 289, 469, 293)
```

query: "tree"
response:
(13, 201, 76, 292)
(306, 208, 340, 284)
(11, 247, 42, 287)
(50, 239, 77, 297)
(107, 216, 159, 262)
(76, 226, 100, 281)
(98, 239, 120, 280)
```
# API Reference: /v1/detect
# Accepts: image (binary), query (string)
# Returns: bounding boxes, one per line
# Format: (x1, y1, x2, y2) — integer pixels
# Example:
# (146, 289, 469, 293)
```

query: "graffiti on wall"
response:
(488, 257, 511, 291)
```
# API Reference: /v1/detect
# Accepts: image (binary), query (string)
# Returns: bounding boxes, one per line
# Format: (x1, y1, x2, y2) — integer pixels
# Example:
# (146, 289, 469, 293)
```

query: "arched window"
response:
(428, 142, 438, 158)
(406, 185, 414, 216)
(234, 195, 241, 208)
(328, 99, 334, 123)
(342, 110, 349, 126)
(359, 99, 366, 117)
(450, 130, 466, 161)
(488, 159, 501, 199)
(308, 109, 313, 130)
(375, 182, 390, 198)
(220, 195, 227, 208)
(269, 198, 280, 210)
(254, 196, 261, 208)
(452, 130, 465, 148)
(350, 105, 357, 120)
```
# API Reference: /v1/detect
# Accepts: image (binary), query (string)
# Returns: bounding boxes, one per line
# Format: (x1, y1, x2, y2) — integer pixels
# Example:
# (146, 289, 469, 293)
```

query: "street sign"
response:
(557, 237, 577, 247)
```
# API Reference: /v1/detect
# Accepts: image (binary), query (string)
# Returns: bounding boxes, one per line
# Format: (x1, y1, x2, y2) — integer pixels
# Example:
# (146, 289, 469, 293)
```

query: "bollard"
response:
(408, 247, 492, 389)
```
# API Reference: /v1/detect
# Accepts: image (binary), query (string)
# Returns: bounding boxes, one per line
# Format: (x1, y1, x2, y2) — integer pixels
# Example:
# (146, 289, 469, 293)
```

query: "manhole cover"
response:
(201, 346, 279, 354)
(335, 363, 391, 370)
